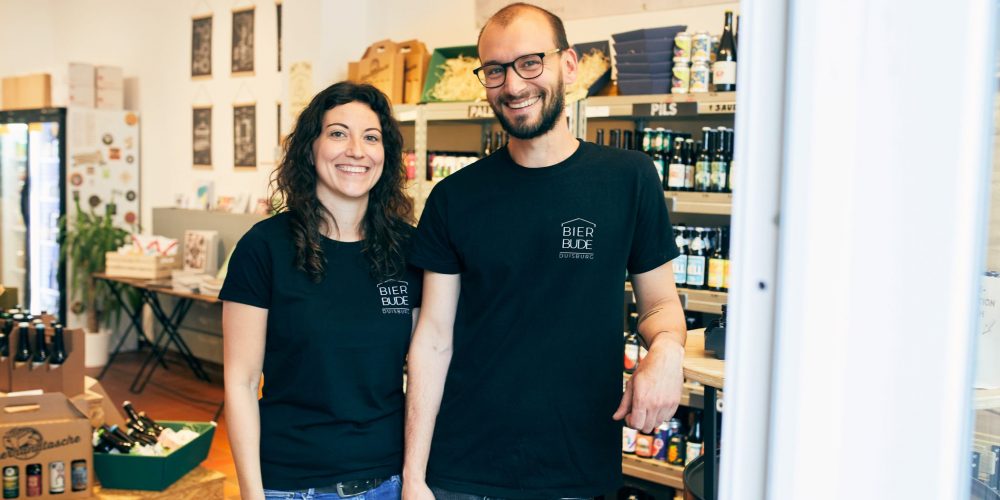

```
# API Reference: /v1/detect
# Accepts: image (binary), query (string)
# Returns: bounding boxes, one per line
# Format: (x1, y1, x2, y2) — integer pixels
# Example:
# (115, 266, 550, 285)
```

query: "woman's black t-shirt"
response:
(219, 212, 422, 490)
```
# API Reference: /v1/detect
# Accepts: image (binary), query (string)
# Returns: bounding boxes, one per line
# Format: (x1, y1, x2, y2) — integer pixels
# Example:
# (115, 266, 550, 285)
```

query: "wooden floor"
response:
(85, 350, 241, 499)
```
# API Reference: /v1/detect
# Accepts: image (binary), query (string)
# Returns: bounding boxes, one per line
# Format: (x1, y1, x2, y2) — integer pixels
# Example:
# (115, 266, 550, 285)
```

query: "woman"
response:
(221, 82, 420, 500)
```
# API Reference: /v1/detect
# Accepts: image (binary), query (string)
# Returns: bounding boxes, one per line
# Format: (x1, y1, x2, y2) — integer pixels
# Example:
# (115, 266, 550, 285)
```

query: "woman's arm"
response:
(223, 301, 268, 500)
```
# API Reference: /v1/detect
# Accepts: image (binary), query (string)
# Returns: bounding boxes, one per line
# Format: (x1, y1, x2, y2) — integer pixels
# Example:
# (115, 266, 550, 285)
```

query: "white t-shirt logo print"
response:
(377, 279, 410, 314)
(559, 218, 596, 260)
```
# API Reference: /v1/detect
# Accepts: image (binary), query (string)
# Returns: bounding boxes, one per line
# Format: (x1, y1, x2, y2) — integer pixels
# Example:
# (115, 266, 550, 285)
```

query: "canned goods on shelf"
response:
(691, 61, 711, 93)
(672, 58, 691, 94)
(673, 32, 692, 61)
(692, 31, 712, 63)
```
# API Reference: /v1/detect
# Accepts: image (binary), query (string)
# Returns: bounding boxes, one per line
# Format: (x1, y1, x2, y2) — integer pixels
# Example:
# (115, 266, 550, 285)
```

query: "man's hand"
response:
(402, 476, 436, 500)
(613, 338, 684, 432)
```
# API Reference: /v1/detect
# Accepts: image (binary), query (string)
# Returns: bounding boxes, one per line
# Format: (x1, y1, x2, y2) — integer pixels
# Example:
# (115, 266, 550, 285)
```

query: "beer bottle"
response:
(123, 402, 165, 435)
(685, 414, 704, 465)
(14, 322, 31, 364)
(711, 127, 730, 192)
(609, 129, 621, 149)
(673, 226, 689, 285)
(641, 127, 652, 153)
(0, 315, 10, 360)
(624, 313, 640, 374)
(49, 324, 67, 366)
(726, 129, 735, 193)
(694, 128, 713, 192)
(482, 130, 493, 156)
(686, 228, 708, 289)
(713, 11, 737, 92)
(623, 130, 634, 151)
(31, 323, 48, 368)
(707, 228, 727, 291)
(683, 138, 696, 191)
(667, 138, 687, 191)
(723, 227, 732, 290)
(648, 129, 664, 183)
(595, 128, 605, 146)
(95, 426, 134, 454)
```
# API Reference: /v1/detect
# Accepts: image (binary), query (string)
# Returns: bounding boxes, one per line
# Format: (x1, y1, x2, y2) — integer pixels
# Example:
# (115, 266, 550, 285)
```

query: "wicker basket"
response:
(105, 252, 180, 279)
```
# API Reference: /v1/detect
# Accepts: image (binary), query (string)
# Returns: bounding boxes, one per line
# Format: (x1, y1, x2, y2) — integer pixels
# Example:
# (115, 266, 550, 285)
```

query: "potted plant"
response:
(58, 197, 132, 333)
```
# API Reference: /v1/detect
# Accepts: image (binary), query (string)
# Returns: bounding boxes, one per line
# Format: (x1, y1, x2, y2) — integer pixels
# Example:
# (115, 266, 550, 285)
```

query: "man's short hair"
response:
(477, 2, 570, 52)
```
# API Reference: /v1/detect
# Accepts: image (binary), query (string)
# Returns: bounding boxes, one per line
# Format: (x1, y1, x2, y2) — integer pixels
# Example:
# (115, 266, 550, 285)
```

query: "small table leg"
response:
(704, 385, 719, 500)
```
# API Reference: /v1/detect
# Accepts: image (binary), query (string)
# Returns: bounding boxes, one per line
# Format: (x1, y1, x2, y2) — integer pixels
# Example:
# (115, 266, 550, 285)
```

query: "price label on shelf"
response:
(631, 102, 698, 118)
(467, 104, 495, 118)
(698, 101, 737, 114)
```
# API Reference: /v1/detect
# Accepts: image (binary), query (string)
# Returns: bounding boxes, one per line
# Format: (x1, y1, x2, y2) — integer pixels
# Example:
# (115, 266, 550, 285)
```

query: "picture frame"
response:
(231, 7, 255, 75)
(193, 106, 212, 168)
(233, 103, 257, 168)
(191, 15, 212, 78)
(276, 2, 282, 72)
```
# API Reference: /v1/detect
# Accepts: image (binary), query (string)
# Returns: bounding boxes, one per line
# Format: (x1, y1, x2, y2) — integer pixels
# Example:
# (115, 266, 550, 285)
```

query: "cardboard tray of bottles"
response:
(1, 321, 85, 397)
(93, 421, 216, 491)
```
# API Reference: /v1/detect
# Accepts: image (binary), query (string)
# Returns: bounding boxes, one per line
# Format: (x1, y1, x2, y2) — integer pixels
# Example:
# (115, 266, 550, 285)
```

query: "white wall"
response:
(2, 0, 739, 232)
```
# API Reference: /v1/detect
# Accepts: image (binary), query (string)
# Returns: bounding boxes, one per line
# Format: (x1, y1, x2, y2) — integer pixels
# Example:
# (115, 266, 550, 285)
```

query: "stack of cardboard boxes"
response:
(68, 63, 124, 110)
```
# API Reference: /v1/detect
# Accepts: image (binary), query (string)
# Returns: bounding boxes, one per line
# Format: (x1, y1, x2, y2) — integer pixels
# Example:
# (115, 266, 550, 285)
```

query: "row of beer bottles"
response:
(0, 308, 68, 368)
(674, 225, 730, 291)
(595, 126, 735, 194)
(665, 127, 734, 193)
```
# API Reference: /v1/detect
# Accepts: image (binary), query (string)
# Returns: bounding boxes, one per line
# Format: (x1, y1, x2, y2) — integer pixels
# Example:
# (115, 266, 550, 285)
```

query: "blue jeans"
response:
(430, 486, 589, 500)
(264, 475, 401, 500)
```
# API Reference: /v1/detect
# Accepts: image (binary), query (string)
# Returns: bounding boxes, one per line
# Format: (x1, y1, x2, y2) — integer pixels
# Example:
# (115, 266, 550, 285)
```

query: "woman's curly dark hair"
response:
(270, 81, 414, 282)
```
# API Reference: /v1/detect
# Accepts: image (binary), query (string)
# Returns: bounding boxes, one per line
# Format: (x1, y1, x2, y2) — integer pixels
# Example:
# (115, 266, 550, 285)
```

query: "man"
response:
(403, 3, 688, 499)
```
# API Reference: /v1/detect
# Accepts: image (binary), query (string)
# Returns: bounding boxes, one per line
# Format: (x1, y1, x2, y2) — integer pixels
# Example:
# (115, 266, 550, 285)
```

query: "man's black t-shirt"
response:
(219, 212, 422, 491)
(410, 140, 679, 499)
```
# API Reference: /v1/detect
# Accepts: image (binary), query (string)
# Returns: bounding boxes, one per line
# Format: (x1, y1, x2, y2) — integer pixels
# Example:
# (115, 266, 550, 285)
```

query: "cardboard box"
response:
(85, 376, 126, 428)
(95, 66, 123, 90)
(397, 40, 430, 104)
(1, 74, 52, 110)
(348, 40, 405, 104)
(96, 87, 123, 110)
(68, 63, 95, 88)
(69, 84, 95, 108)
(93, 421, 216, 491)
(105, 253, 180, 280)
(4, 325, 85, 397)
(94, 466, 224, 500)
(0, 393, 95, 498)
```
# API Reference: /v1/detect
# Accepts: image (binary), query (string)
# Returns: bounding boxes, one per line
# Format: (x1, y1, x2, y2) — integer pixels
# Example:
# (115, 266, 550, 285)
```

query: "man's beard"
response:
(491, 79, 565, 140)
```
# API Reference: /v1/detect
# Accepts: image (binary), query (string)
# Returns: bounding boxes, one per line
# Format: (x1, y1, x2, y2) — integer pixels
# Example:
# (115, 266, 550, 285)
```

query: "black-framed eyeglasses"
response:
(472, 49, 563, 88)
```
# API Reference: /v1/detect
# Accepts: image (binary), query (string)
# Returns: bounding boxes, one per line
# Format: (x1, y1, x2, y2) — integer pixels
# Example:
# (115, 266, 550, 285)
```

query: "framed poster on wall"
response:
(193, 106, 212, 168)
(234, 104, 256, 168)
(232, 7, 255, 75)
(191, 15, 212, 78)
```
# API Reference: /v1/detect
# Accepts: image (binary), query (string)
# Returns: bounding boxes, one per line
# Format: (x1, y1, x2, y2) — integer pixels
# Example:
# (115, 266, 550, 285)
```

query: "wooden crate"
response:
(105, 253, 179, 280)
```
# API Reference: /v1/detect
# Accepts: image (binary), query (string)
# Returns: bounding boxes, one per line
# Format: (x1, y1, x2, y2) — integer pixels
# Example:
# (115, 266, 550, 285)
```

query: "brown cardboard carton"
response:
(1, 74, 52, 110)
(69, 389, 104, 429)
(0, 393, 94, 498)
(8, 325, 85, 397)
(348, 40, 405, 104)
(397, 40, 430, 104)
(84, 376, 125, 428)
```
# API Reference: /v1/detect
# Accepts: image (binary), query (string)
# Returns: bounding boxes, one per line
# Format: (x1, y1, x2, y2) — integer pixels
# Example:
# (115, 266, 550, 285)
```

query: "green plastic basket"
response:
(93, 421, 217, 491)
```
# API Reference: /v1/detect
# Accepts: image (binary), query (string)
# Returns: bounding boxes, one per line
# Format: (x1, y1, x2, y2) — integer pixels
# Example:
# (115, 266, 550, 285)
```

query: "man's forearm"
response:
(637, 295, 687, 351)
(403, 327, 453, 482)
